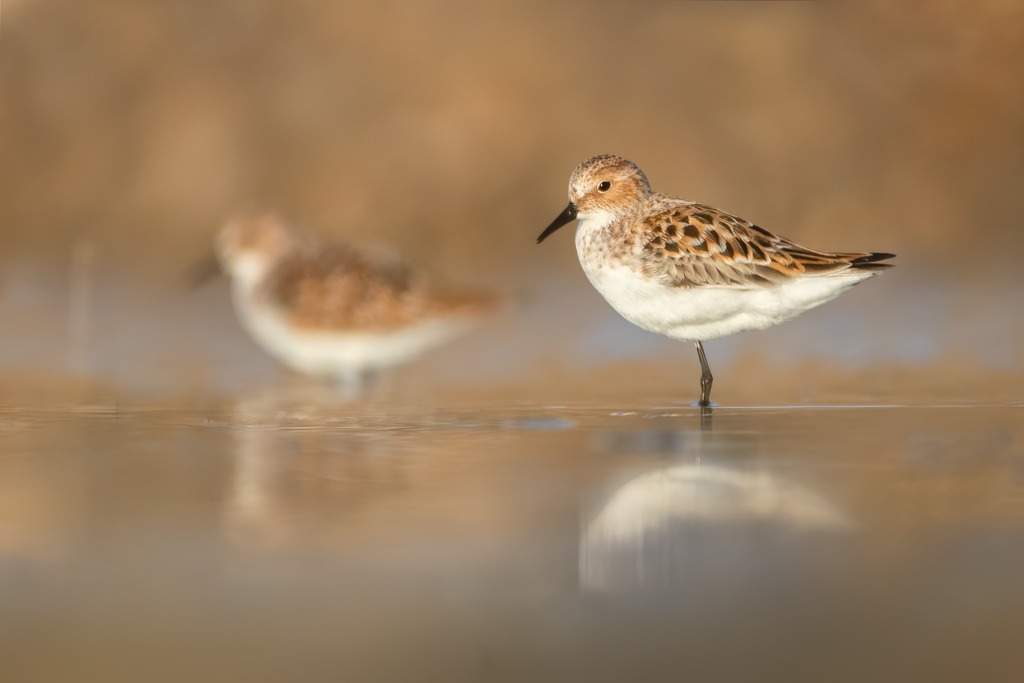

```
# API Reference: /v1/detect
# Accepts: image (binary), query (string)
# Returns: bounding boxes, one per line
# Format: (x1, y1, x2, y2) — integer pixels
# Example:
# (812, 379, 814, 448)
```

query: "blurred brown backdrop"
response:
(1, 0, 1022, 399)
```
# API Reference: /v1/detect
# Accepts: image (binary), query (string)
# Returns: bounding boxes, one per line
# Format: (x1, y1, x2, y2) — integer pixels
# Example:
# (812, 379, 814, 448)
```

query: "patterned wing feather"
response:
(638, 201, 894, 288)
(267, 246, 497, 331)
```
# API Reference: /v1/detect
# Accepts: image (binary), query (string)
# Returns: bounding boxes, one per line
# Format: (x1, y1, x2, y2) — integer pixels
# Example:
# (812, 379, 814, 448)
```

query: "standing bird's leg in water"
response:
(695, 341, 713, 407)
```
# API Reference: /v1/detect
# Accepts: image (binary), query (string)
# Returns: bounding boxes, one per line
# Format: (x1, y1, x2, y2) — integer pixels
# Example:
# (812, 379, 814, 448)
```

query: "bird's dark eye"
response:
(598, 181, 611, 192)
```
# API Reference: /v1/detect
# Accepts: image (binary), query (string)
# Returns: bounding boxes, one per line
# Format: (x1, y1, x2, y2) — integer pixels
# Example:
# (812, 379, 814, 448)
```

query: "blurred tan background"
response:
(1, 0, 1023, 400)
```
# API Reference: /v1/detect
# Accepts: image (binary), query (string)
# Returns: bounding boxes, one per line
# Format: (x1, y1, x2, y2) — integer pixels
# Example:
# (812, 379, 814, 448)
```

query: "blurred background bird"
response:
(205, 213, 499, 394)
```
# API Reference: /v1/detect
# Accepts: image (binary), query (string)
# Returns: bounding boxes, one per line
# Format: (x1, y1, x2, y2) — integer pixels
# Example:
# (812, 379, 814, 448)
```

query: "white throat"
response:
(575, 209, 618, 233)
(228, 255, 274, 290)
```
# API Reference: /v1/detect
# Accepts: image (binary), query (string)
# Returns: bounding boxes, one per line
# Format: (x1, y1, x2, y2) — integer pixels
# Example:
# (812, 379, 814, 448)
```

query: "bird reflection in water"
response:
(581, 425, 853, 592)
(220, 392, 403, 551)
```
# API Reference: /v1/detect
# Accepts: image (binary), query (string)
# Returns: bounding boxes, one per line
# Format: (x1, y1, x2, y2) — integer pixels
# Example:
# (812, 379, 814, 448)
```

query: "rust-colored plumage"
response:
(637, 201, 894, 288)
(264, 246, 498, 332)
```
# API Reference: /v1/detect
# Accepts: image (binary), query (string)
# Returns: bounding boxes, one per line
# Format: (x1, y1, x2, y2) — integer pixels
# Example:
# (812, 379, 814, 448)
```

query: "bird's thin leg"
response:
(336, 368, 376, 399)
(695, 341, 713, 408)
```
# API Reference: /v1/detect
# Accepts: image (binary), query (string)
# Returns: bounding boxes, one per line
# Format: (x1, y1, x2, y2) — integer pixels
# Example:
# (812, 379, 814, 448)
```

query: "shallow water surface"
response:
(1, 400, 1023, 682)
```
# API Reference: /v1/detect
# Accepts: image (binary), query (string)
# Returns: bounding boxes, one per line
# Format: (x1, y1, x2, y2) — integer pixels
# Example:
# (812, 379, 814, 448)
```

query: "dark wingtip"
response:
(852, 252, 896, 264)
(850, 252, 896, 272)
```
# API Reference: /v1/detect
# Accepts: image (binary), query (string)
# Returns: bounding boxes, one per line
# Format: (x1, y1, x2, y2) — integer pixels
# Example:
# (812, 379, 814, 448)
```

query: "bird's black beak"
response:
(536, 202, 578, 244)
(185, 251, 223, 289)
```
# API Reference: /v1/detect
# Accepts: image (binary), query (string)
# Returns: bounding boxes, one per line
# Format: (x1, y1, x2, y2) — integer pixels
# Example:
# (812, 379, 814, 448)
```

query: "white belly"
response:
(232, 288, 470, 380)
(574, 228, 873, 342)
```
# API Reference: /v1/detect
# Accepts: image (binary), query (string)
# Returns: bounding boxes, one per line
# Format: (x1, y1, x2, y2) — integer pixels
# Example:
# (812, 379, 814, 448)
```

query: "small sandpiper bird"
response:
(537, 154, 894, 406)
(209, 213, 498, 392)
